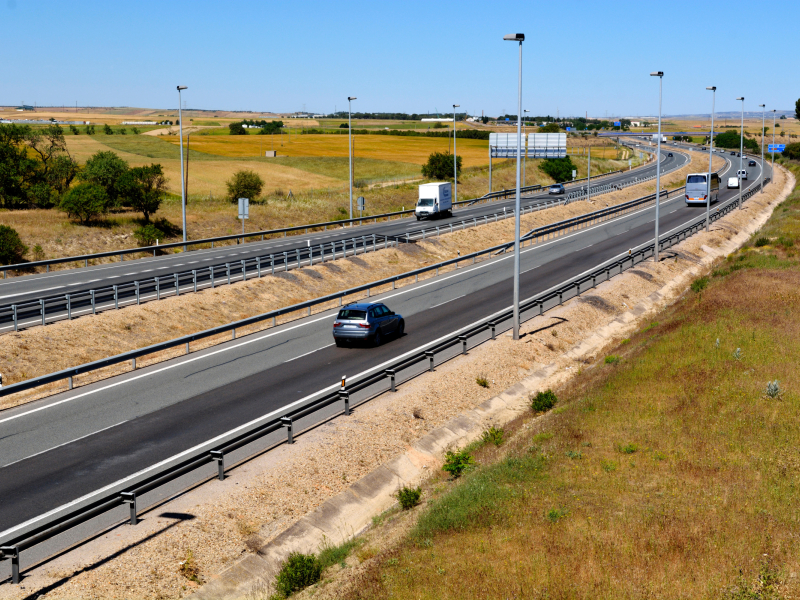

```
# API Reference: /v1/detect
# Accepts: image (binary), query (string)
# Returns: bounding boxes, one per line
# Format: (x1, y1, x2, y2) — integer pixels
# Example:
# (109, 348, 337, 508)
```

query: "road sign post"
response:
(238, 197, 249, 237)
(357, 196, 365, 218)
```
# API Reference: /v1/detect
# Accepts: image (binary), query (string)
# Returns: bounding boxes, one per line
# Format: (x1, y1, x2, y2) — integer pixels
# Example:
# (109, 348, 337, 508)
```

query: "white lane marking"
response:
(0, 192, 717, 425)
(430, 294, 465, 309)
(0, 285, 64, 299)
(285, 343, 335, 363)
(1, 420, 128, 468)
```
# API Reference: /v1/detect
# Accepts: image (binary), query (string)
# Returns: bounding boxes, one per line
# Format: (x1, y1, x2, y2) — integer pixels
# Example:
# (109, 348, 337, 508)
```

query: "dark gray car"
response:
(332, 302, 404, 347)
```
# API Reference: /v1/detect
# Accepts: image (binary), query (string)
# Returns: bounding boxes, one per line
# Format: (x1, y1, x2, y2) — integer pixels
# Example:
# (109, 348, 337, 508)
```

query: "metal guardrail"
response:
(0, 160, 641, 277)
(0, 173, 766, 584)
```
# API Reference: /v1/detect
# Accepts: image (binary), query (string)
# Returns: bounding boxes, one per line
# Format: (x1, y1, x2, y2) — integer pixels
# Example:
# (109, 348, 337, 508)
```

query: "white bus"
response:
(685, 173, 719, 206)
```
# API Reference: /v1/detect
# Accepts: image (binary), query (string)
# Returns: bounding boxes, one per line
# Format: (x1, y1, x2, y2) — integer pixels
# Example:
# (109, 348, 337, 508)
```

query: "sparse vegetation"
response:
(442, 448, 474, 478)
(604, 355, 620, 365)
(273, 552, 322, 598)
(690, 276, 709, 292)
(481, 426, 504, 446)
(530, 389, 557, 413)
(396, 486, 422, 510)
(475, 375, 489, 388)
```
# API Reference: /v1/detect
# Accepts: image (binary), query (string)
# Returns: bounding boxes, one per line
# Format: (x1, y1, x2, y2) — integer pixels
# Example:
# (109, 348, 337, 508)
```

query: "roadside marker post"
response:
(238, 198, 249, 239)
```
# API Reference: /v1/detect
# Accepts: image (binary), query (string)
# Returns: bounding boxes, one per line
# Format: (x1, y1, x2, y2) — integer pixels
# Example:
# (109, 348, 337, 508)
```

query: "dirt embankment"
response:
(0, 150, 719, 410)
(4, 162, 789, 600)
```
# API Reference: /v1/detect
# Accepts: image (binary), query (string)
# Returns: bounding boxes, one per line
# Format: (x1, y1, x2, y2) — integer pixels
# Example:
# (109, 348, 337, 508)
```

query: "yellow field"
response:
(159, 133, 492, 167)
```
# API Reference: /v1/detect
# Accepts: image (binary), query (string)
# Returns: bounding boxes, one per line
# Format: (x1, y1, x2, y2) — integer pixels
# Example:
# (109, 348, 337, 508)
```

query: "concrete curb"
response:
(190, 166, 793, 600)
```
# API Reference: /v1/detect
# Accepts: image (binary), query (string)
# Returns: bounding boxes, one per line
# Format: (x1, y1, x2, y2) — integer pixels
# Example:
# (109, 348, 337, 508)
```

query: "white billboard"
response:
(489, 133, 525, 158)
(527, 133, 566, 158)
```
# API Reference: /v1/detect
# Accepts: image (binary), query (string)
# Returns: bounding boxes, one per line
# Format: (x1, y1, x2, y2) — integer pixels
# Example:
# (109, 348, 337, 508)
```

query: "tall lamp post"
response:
(706, 86, 716, 232)
(453, 104, 460, 204)
(177, 86, 188, 250)
(504, 32, 524, 340)
(736, 97, 744, 210)
(523, 109, 530, 187)
(347, 96, 357, 221)
(759, 103, 765, 193)
(772, 109, 776, 175)
(651, 71, 663, 262)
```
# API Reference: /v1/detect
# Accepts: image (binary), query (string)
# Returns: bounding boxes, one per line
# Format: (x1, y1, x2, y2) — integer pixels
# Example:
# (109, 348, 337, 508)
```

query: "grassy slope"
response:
(345, 163, 800, 599)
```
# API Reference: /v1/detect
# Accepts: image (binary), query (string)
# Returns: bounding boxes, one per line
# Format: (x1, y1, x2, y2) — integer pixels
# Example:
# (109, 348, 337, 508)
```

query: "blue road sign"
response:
(566, 127, 571, 131)
(768, 144, 786, 152)
(614, 121, 621, 126)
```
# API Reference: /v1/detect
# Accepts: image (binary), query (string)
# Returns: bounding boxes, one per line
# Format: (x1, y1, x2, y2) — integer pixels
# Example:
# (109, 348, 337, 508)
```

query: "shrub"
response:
(546, 507, 567, 522)
(690, 276, 709, 292)
(442, 448, 474, 478)
(539, 123, 560, 133)
(132, 127, 139, 134)
(273, 552, 322, 598)
(79, 150, 129, 207)
(475, 375, 489, 388)
(618, 443, 638, 454)
(604, 355, 620, 365)
(31, 244, 44, 261)
(59, 182, 108, 223)
(481, 426, 504, 446)
(421, 151, 461, 181)
(119, 127, 127, 135)
(782, 142, 800, 160)
(339, 122, 349, 129)
(778, 236, 795, 248)
(397, 486, 422, 510)
(0, 225, 28, 266)
(228, 122, 247, 135)
(765, 380, 781, 399)
(133, 223, 166, 247)
(538, 157, 577, 183)
(754, 236, 770, 247)
(69, 125, 79, 135)
(531, 389, 557, 413)
(103, 124, 113, 135)
(226, 169, 264, 203)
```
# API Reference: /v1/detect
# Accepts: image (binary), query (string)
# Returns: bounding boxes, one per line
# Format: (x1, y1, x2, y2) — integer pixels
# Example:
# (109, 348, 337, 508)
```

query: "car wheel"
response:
(416, 216, 421, 221)
(373, 330, 382, 347)
(335, 339, 346, 348)
(395, 319, 405, 338)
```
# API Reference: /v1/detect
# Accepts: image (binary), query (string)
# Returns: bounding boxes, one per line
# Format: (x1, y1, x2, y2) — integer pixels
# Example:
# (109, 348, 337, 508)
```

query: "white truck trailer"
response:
(416, 182, 452, 220)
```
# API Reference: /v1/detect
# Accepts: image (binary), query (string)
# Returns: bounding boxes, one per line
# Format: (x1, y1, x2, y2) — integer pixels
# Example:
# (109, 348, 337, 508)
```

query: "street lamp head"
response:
(706, 86, 716, 91)
(650, 71, 663, 77)
(453, 104, 460, 108)
(177, 86, 187, 91)
(503, 33, 524, 41)
(524, 109, 529, 113)
(759, 104, 765, 108)
(348, 96, 356, 101)
(736, 97, 744, 101)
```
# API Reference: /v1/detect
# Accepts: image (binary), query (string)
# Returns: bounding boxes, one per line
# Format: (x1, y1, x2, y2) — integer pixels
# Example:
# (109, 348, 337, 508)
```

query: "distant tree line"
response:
(296, 128, 491, 140)
(229, 120, 284, 135)
(328, 112, 467, 121)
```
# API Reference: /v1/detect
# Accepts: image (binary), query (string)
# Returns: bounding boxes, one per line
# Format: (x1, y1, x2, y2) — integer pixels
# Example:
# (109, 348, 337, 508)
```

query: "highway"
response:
(0, 147, 681, 318)
(0, 147, 767, 541)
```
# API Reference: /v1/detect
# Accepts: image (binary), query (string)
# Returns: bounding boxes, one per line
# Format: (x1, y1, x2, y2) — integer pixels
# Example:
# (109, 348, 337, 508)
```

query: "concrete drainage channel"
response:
(0, 169, 763, 584)
(0, 150, 684, 335)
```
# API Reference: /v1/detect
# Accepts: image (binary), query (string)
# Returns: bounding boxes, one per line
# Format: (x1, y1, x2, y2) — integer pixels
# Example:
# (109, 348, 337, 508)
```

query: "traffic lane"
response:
(0, 149, 678, 301)
(0, 175, 706, 465)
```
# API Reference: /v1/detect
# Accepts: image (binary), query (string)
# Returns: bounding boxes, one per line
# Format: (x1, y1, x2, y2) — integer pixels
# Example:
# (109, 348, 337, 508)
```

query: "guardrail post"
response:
(226, 263, 231, 285)
(257, 257, 262, 277)
(232, 328, 236, 340)
(281, 416, 294, 444)
(156, 277, 160, 300)
(40, 299, 45, 326)
(174, 273, 180, 296)
(135, 282, 140, 305)
(386, 369, 396, 392)
(211, 266, 216, 288)
(132, 357, 136, 370)
(459, 335, 468, 355)
(66, 294, 72, 319)
(426, 351, 435, 372)
(1, 546, 20, 584)
(91, 290, 96, 314)
(271, 255, 275, 275)
(488, 321, 496, 340)
(210, 450, 225, 480)
(193, 270, 198, 292)
(185, 342, 190, 354)
(283, 252, 288, 272)
(113, 285, 119, 309)
(296, 248, 301, 267)
(339, 389, 351, 416)
(121, 492, 138, 525)
(241, 260, 247, 282)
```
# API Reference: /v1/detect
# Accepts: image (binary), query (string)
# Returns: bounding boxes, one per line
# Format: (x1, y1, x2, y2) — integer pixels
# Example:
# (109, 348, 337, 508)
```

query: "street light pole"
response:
(706, 86, 716, 233)
(504, 33, 524, 340)
(759, 104, 765, 193)
(348, 96, 356, 221)
(453, 104, 460, 204)
(772, 109, 776, 175)
(736, 97, 744, 210)
(523, 109, 529, 187)
(651, 72, 664, 262)
(177, 86, 188, 250)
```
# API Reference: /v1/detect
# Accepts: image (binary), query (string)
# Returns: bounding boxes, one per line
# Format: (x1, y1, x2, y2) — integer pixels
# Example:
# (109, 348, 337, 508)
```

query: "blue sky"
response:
(2, 0, 797, 117)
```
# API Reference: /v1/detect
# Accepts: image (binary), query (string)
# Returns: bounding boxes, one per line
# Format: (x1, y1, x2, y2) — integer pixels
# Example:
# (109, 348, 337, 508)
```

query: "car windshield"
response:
(337, 309, 366, 321)
(551, 185, 562, 189)
(418, 198, 435, 207)
(687, 175, 706, 184)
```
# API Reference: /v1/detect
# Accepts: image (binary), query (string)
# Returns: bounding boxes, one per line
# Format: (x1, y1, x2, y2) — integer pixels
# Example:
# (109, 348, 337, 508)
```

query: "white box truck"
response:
(416, 182, 452, 220)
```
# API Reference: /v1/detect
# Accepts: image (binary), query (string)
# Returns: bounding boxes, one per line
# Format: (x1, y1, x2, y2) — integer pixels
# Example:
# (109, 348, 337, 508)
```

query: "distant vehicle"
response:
(730, 151, 736, 155)
(652, 134, 667, 143)
(548, 184, 565, 195)
(333, 302, 404, 347)
(737, 153, 741, 157)
(667, 152, 673, 157)
(748, 160, 757, 166)
(685, 173, 719, 206)
(727, 177, 740, 189)
(737, 169, 748, 180)
(416, 182, 452, 220)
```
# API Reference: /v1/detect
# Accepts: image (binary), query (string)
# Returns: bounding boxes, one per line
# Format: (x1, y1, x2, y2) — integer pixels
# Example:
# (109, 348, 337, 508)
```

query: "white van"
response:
(416, 182, 452, 220)
(737, 169, 748, 180)
(727, 177, 739, 189)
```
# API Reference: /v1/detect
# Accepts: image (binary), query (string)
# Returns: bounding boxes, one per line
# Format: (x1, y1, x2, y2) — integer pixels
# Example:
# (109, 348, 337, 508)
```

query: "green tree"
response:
(538, 157, 577, 183)
(714, 130, 759, 153)
(258, 120, 284, 134)
(132, 127, 140, 135)
(421, 151, 461, 180)
(103, 124, 113, 135)
(481, 116, 489, 124)
(59, 182, 109, 223)
(121, 164, 168, 221)
(783, 143, 800, 160)
(795, 99, 800, 121)
(539, 123, 560, 133)
(0, 224, 28, 266)
(228, 122, 247, 135)
(69, 125, 79, 135)
(79, 151, 129, 207)
(226, 169, 264, 202)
